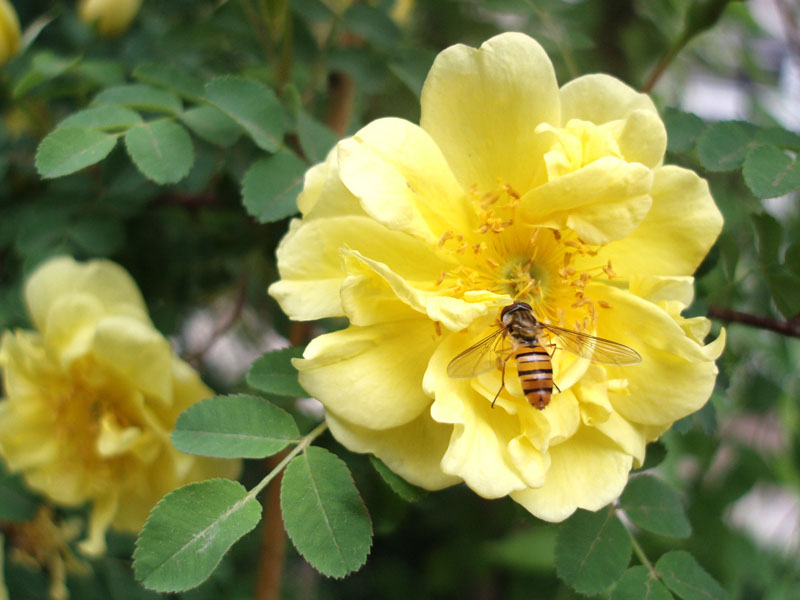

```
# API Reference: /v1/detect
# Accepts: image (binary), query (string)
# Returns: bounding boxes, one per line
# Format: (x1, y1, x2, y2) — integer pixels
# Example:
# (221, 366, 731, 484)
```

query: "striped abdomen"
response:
(513, 344, 553, 410)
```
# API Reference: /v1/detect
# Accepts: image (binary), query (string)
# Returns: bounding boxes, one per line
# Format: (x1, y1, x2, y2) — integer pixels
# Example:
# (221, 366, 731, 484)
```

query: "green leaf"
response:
(93, 84, 183, 116)
(555, 507, 632, 595)
(388, 47, 437, 99)
(180, 105, 242, 147)
(634, 441, 667, 472)
(751, 212, 782, 266)
(67, 216, 125, 255)
(611, 566, 674, 600)
(35, 127, 118, 178)
(281, 447, 372, 578)
(124, 120, 194, 184)
(743, 145, 800, 199)
(205, 76, 286, 152)
(133, 63, 205, 102)
(483, 527, 557, 572)
(369, 455, 427, 503)
(0, 467, 40, 522)
(696, 121, 760, 171)
(755, 125, 800, 150)
(172, 394, 300, 459)
(297, 111, 338, 164)
(619, 476, 691, 538)
(12, 51, 80, 98)
(764, 267, 800, 319)
(663, 108, 705, 153)
(241, 151, 305, 223)
(246, 347, 306, 397)
(656, 551, 727, 600)
(342, 4, 401, 49)
(73, 59, 125, 87)
(133, 479, 261, 592)
(57, 105, 143, 131)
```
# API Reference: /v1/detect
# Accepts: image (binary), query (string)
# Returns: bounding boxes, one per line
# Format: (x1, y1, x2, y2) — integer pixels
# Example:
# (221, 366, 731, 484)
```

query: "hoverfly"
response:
(446, 302, 642, 410)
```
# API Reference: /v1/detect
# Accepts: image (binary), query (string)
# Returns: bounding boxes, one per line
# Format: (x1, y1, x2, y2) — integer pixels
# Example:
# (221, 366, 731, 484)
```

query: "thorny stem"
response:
(708, 306, 800, 338)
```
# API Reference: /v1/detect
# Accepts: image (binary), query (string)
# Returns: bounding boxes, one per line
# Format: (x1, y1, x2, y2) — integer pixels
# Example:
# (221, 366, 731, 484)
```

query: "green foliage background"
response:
(1, 0, 799, 599)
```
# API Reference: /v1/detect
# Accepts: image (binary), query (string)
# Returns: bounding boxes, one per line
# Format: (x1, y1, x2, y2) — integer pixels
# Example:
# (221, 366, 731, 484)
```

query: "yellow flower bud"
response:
(0, 257, 240, 556)
(0, 0, 21, 65)
(78, 0, 142, 37)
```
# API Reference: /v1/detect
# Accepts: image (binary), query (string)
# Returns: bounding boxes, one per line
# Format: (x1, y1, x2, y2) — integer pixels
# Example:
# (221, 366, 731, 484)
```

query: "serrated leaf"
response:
(93, 84, 183, 116)
(57, 105, 143, 131)
(696, 121, 760, 171)
(281, 447, 372, 578)
(620, 476, 691, 538)
(172, 394, 300, 459)
(297, 111, 338, 163)
(656, 551, 727, 600)
(241, 152, 305, 223)
(133, 63, 205, 102)
(246, 347, 306, 397)
(124, 120, 194, 184)
(206, 77, 286, 152)
(36, 127, 118, 178)
(743, 145, 800, 199)
(133, 479, 261, 592)
(611, 566, 674, 600)
(369, 455, 427, 503)
(663, 108, 705, 153)
(555, 507, 632, 595)
(755, 125, 800, 150)
(180, 105, 242, 147)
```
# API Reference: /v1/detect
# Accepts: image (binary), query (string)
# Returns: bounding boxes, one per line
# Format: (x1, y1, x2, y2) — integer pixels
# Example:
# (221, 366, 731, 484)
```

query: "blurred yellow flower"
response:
(0, 0, 21, 65)
(78, 0, 142, 37)
(0, 257, 239, 555)
(269, 33, 724, 521)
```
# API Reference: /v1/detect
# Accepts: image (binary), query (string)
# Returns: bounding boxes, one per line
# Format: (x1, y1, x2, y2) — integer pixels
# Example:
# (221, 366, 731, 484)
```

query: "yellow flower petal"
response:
(25, 257, 148, 334)
(420, 32, 559, 194)
(0, 0, 21, 65)
(519, 157, 653, 245)
(560, 73, 658, 132)
(78, 492, 118, 556)
(39, 294, 105, 366)
(269, 215, 448, 321)
(325, 409, 459, 490)
(91, 316, 173, 405)
(590, 282, 724, 425)
(596, 166, 723, 277)
(297, 148, 364, 221)
(341, 249, 498, 331)
(337, 118, 470, 242)
(511, 426, 633, 521)
(296, 319, 438, 429)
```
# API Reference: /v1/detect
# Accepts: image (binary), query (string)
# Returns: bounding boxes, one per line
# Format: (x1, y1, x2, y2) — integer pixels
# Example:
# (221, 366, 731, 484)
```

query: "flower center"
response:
(435, 183, 616, 331)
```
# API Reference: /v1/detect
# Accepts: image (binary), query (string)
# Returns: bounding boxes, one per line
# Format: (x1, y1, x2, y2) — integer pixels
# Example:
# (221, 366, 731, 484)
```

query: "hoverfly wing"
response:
(540, 323, 642, 366)
(447, 328, 508, 379)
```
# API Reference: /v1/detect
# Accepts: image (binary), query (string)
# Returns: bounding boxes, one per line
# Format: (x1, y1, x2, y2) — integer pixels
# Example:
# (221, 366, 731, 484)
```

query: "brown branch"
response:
(708, 306, 800, 337)
(184, 275, 249, 364)
(255, 451, 289, 600)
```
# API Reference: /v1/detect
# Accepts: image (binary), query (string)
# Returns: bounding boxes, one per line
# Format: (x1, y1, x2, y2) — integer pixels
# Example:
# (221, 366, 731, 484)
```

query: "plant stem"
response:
(251, 422, 327, 600)
(708, 306, 800, 337)
(619, 512, 658, 578)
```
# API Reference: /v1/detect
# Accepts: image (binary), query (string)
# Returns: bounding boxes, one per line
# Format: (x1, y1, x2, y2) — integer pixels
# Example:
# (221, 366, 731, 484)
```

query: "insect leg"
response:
(543, 343, 562, 394)
(491, 353, 514, 408)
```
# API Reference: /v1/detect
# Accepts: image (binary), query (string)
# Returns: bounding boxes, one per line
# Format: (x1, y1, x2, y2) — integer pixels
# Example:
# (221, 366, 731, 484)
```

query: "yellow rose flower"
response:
(0, 257, 239, 555)
(0, 0, 21, 65)
(269, 33, 725, 521)
(78, 0, 142, 37)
